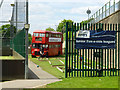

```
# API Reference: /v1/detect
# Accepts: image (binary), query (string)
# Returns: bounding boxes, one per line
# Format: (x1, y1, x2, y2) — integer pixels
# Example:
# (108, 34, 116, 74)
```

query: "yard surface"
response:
(28, 54, 119, 88)
(46, 76, 118, 88)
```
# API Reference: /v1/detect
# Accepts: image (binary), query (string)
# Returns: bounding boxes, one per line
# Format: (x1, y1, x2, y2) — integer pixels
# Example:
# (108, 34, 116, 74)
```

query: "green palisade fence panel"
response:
(65, 23, 120, 78)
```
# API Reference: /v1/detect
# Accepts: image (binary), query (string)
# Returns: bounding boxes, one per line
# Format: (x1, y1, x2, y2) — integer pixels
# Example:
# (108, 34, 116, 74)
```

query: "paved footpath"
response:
(1, 60, 61, 89)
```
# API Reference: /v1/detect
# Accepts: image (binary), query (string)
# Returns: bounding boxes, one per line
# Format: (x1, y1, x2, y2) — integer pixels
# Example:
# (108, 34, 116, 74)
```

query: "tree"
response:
(0, 24, 16, 38)
(80, 18, 94, 28)
(46, 27, 55, 31)
(28, 33, 32, 45)
(56, 19, 74, 33)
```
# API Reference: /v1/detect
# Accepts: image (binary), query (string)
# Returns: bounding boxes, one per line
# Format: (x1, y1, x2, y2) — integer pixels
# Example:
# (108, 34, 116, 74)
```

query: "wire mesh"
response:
(0, 0, 26, 57)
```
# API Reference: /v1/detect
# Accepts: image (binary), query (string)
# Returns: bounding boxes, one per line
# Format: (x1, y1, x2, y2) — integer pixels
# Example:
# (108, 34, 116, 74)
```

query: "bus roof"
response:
(33, 30, 62, 34)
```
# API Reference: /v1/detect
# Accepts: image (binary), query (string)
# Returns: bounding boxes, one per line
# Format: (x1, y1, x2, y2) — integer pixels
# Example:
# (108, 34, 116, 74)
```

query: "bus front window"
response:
(32, 43, 41, 48)
(32, 43, 37, 48)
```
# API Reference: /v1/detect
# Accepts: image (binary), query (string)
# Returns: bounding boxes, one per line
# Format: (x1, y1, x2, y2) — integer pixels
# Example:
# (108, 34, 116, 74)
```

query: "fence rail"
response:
(90, 0, 120, 23)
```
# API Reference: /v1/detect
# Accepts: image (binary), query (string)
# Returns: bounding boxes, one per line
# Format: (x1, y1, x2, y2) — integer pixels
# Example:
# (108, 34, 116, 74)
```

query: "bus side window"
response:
(49, 45, 51, 48)
(42, 33, 45, 37)
(33, 33, 35, 36)
(59, 45, 60, 47)
(52, 45, 55, 48)
(51, 34, 54, 37)
(49, 34, 51, 37)
(46, 33, 48, 37)
(39, 33, 41, 37)
(56, 45, 58, 48)
(60, 35, 62, 38)
(51, 45, 53, 48)
(36, 33, 39, 37)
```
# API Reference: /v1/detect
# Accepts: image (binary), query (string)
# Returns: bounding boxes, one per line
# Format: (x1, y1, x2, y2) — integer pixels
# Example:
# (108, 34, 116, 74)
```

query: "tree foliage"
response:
(46, 27, 55, 31)
(28, 33, 32, 45)
(0, 24, 16, 37)
(80, 18, 94, 28)
(56, 19, 74, 33)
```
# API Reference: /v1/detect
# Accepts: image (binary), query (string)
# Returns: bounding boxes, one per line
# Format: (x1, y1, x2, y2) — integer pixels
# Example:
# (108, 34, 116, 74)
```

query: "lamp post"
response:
(86, 8, 91, 21)
(25, 0, 29, 79)
(24, 24, 30, 79)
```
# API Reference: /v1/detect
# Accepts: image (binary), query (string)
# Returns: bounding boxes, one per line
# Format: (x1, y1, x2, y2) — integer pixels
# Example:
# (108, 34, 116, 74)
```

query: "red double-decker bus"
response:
(31, 30, 63, 57)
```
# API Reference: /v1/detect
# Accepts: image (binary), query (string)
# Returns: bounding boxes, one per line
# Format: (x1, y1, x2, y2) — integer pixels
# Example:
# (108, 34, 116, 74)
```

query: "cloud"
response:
(29, 0, 109, 3)
(60, 6, 101, 15)
(1, 0, 116, 34)
(0, 1, 13, 22)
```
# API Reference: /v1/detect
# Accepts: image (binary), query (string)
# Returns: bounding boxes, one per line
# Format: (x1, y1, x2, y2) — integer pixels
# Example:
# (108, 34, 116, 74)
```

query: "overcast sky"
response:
(0, 0, 119, 34)
(29, 0, 109, 34)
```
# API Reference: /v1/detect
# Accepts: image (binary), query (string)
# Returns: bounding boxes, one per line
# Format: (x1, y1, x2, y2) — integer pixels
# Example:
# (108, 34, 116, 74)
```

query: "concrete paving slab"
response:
(28, 60, 58, 79)
(1, 79, 61, 88)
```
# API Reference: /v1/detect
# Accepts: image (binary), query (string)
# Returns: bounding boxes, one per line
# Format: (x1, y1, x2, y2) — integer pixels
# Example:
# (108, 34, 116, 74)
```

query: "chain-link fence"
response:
(89, 0, 120, 23)
(0, 0, 26, 57)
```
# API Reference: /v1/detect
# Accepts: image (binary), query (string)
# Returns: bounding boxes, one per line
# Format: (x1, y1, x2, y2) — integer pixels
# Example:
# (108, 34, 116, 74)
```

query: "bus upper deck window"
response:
(36, 33, 39, 37)
(42, 33, 45, 37)
(33, 33, 36, 36)
(40, 33, 45, 37)
(40, 33, 42, 37)
(46, 33, 48, 37)
(34, 33, 39, 37)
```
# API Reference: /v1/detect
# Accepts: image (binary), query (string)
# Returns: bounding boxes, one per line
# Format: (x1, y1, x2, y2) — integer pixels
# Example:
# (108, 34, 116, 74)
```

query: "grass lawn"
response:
(29, 55, 65, 79)
(28, 54, 119, 89)
(0, 56, 14, 59)
(46, 76, 118, 88)
(49, 59, 63, 66)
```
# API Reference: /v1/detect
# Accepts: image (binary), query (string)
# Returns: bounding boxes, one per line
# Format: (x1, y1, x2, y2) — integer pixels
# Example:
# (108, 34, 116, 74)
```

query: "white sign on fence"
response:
(76, 30, 90, 38)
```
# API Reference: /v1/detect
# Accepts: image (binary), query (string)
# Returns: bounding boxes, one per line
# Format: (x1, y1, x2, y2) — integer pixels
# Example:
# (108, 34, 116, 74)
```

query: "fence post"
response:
(114, 0, 115, 12)
(102, 7, 103, 19)
(65, 22, 68, 78)
(25, 0, 29, 79)
(99, 9, 100, 21)
(109, 1, 110, 15)
(105, 4, 107, 17)
(118, 24, 120, 76)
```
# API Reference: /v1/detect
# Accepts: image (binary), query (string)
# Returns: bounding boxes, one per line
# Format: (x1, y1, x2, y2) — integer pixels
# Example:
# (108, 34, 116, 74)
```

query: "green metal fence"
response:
(65, 22, 120, 78)
(10, 28, 25, 57)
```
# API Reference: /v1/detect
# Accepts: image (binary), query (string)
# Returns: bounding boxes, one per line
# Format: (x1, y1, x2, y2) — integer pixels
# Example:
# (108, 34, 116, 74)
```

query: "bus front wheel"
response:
(32, 55, 36, 58)
(58, 51, 60, 56)
(46, 52, 48, 58)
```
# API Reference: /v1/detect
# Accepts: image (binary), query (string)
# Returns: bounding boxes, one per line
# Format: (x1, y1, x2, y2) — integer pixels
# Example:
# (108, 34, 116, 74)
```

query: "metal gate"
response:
(65, 22, 120, 78)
